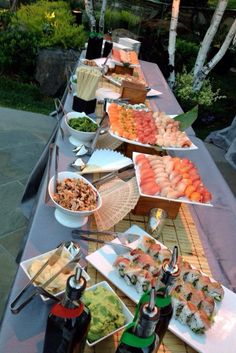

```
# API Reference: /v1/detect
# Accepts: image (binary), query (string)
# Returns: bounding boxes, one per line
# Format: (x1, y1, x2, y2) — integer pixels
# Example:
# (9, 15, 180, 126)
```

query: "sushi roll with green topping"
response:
(172, 294, 186, 318)
(124, 267, 143, 286)
(183, 269, 202, 285)
(199, 296, 215, 318)
(188, 309, 211, 334)
(135, 270, 152, 293)
(113, 256, 131, 278)
(177, 302, 197, 325)
(205, 281, 224, 301)
(195, 275, 211, 292)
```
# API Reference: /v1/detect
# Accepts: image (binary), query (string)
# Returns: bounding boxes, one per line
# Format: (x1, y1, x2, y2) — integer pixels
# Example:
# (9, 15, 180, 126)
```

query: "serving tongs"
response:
(72, 234, 131, 256)
(10, 242, 81, 314)
(72, 229, 139, 245)
(91, 164, 135, 187)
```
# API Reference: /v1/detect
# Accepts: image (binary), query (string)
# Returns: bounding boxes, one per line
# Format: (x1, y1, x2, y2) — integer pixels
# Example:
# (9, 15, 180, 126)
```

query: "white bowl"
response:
(20, 247, 90, 301)
(48, 171, 102, 228)
(65, 112, 98, 145)
(84, 281, 133, 346)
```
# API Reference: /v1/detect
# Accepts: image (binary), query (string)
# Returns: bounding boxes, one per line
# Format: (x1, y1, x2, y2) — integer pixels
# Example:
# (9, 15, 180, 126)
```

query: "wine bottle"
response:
(43, 268, 91, 353)
(102, 31, 113, 58)
(116, 287, 160, 353)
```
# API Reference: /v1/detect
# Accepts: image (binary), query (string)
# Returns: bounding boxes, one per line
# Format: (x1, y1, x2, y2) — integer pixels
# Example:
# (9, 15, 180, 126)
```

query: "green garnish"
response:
(68, 116, 97, 132)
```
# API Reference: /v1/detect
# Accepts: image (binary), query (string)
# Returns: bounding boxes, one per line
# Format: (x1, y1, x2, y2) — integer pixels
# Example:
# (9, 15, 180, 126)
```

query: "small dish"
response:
(83, 281, 133, 346)
(65, 111, 98, 146)
(20, 247, 90, 302)
(48, 171, 102, 228)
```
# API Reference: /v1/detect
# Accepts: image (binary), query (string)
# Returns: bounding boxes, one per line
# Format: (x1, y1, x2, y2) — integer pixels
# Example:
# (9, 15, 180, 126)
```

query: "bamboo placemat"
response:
(84, 203, 212, 353)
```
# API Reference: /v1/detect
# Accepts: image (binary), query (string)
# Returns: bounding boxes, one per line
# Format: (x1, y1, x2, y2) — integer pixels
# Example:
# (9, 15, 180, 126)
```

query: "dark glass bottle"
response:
(135, 246, 180, 352)
(43, 268, 91, 353)
(102, 31, 113, 57)
(85, 32, 103, 60)
(116, 288, 160, 353)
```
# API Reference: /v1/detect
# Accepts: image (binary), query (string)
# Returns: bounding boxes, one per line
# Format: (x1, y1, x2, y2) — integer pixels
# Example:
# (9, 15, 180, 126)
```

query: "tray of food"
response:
(108, 103, 197, 150)
(133, 152, 212, 205)
(112, 48, 140, 67)
(86, 225, 236, 353)
(105, 73, 147, 87)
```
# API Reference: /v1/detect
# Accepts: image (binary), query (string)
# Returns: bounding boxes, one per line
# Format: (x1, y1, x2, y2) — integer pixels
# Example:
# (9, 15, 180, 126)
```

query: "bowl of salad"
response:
(65, 112, 98, 144)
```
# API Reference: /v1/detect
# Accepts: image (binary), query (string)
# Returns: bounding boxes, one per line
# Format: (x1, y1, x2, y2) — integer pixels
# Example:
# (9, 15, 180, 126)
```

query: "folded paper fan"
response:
(94, 177, 140, 231)
(79, 149, 132, 174)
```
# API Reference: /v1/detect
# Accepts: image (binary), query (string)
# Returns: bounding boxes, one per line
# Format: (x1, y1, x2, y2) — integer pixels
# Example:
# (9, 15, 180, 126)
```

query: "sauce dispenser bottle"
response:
(43, 267, 91, 353)
(116, 287, 160, 353)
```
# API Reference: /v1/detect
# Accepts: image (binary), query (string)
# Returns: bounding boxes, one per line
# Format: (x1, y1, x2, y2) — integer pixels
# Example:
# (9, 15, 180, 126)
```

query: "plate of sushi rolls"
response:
(86, 225, 236, 353)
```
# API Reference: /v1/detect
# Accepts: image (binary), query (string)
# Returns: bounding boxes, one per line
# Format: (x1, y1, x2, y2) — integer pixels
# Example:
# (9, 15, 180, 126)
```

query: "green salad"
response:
(82, 286, 126, 343)
(68, 116, 97, 132)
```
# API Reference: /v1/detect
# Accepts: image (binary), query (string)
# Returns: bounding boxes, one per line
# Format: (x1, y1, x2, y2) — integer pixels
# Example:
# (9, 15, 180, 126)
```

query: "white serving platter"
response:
(108, 118, 198, 151)
(133, 151, 213, 207)
(86, 225, 236, 353)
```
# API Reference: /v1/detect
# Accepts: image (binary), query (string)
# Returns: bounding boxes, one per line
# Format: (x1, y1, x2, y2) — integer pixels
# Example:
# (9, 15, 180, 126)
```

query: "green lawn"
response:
(208, 0, 236, 9)
(0, 77, 54, 115)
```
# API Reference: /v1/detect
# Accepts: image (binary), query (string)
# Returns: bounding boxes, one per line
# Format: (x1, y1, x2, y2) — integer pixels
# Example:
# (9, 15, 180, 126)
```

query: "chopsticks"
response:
(76, 67, 102, 101)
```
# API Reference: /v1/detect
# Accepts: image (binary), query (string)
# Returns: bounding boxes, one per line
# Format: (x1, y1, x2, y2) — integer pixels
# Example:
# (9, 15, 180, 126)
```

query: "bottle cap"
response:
(66, 267, 86, 301)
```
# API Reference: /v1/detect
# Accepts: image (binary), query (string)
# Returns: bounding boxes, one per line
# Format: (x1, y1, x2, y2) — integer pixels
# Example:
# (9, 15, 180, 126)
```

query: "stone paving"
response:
(0, 106, 235, 321)
(0, 107, 56, 318)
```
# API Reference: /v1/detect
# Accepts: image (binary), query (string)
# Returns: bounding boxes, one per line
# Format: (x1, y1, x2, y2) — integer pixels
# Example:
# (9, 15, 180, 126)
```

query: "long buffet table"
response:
(0, 59, 236, 353)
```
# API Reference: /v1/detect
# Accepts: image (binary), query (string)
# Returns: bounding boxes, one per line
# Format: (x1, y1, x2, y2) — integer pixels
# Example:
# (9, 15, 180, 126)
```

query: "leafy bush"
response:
(104, 9, 140, 32)
(13, 0, 86, 49)
(0, 24, 38, 76)
(0, 9, 13, 30)
(176, 39, 199, 72)
(174, 69, 226, 111)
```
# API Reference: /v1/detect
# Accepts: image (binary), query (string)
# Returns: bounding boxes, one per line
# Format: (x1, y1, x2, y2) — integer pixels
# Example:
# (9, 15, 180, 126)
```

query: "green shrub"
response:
(13, 0, 86, 49)
(176, 39, 199, 72)
(0, 24, 38, 76)
(104, 9, 140, 31)
(174, 69, 226, 111)
(0, 9, 13, 30)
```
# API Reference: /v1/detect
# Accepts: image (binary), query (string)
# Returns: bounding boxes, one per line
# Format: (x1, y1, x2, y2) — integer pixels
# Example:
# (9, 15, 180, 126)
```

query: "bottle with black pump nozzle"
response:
(116, 287, 160, 353)
(43, 267, 91, 353)
(154, 246, 180, 348)
(135, 246, 180, 352)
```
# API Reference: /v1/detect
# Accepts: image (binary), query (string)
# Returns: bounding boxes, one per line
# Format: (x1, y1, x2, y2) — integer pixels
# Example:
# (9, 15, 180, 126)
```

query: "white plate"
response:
(84, 281, 133, 346)
(108, 117, 198, 151)
(133, 152, 213, 207)
(86, 225, 236, 353)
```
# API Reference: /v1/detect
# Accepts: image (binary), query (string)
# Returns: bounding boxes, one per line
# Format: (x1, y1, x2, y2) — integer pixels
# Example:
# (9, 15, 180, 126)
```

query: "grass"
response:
(0, 76, 54, 115)
(208, 0, 236, 9)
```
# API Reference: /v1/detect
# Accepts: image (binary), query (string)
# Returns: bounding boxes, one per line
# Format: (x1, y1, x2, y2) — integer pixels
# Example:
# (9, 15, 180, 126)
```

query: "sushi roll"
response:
(173, 282, 194, 301)
(124, 266, 143, 286)
(148, 243, 162, 259)
(183, 269, 202, 285)
(130, 248, 145, 260)
(113, 256, 131, 277)
(190, 289, 206, 308)
(142, 236, 156, 253)
(172, 294, 186, 319)
(199, 296, 215, 318)
(195, 275, 211, 292)
(188, 309, 211, 334)
(157, 248, 171, 263)
(134, 253, 156, 272)
(135, 270, 152, 293)
(205, 281, 224, 301)
(177, 302, 197, 325)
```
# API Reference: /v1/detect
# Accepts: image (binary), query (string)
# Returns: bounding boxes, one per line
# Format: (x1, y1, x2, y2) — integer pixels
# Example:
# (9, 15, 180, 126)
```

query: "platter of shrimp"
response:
(108, 103, 198, 150)
(86, 224, 236, 353)
(133, 152, 213, 206)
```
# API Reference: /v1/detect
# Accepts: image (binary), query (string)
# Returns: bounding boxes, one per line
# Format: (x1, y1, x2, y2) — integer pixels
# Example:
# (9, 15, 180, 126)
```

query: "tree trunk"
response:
(193, 0, 228, 78)
(167, 0, 181, 89)
(84, 0, 96, 31)
(193, 18, 236, 91)
(99, 0, 107, 33)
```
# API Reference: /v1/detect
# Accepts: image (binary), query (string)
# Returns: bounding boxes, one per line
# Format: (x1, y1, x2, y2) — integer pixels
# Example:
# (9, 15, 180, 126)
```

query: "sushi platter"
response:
(133, 152, 213, 207)
(107, 103, 198, 151)
(86, 225, 236, 353)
